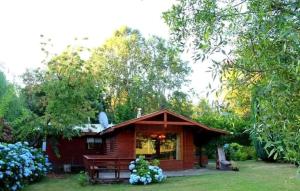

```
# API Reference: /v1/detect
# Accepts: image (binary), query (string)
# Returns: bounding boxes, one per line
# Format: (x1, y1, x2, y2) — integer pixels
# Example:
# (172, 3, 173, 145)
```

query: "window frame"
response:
(86, 137, 102, 150)
(135, 132, 181, 160)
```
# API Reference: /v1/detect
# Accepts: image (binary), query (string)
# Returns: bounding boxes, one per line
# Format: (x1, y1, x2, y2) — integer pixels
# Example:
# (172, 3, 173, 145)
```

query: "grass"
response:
(24, 161, 300, 191)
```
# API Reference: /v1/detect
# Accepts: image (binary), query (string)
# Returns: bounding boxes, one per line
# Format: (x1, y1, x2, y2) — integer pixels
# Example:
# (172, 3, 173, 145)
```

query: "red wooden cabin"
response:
(47, 109, 228, 171)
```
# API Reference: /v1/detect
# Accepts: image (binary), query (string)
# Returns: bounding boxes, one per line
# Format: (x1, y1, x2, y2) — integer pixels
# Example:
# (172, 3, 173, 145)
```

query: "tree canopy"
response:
(87, 26, 192, 123)
(164, 0, 300, 164)
(20, 26, 192, 142)
(22, 48, 102, 141)
(0, 71, 31, 142)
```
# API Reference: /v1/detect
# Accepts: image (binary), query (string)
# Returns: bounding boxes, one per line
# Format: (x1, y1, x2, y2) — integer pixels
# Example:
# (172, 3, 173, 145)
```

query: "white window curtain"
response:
(87, 138, 94, 143)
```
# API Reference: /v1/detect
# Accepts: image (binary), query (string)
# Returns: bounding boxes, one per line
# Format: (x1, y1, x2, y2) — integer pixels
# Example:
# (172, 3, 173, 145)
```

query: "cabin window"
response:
(86, 137, 102, 150)
(136, 133, 181, 160)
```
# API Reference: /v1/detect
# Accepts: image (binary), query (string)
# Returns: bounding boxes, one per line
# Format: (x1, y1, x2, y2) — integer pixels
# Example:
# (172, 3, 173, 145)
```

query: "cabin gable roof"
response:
(100, 109, 229, 135)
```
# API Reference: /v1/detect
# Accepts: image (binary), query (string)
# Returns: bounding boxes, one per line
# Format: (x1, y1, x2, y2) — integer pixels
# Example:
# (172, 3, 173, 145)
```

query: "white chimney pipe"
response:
(137, 108, 142, 118)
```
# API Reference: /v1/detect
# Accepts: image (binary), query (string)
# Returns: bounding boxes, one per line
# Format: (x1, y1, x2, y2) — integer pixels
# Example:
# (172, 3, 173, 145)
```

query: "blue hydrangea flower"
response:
(11, 185, 18, 191)
(128, 164, 135, 170)
(24, 168, 32, 177)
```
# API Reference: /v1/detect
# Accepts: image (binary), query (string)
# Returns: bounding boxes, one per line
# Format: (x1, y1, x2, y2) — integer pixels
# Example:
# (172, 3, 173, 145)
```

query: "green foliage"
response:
(225, 143, 256, 161)
(193, 99, 251, 145)
(77, 171, 89, 187)
(194, 100, 250, 133)
(13, 26, 191, 143)
(21, 68, 47, 117)
(0, 71, 33, 142)
(88, 26, 191, 123)
(167, 91, 194, 117)
(134, 156, 150, 178)
(164, 0, 300, 165)
(254, 140, 277, 161)
(192, 99, 252, 159)
(21, 46, 102, 140)
(282, 130, 300, 166)
(0, 71, 21, 122)
(150, 159, 160, 167)
(43, 50, 101, 138)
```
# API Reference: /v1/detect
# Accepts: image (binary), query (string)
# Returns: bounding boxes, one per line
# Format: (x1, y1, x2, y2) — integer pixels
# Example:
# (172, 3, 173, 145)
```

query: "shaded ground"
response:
(94, 166, 214, 179)
(24, 161, 300, 191)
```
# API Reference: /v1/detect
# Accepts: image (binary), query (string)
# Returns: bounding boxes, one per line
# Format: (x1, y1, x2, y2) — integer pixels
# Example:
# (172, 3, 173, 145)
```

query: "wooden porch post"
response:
(164, 112, 167, 128)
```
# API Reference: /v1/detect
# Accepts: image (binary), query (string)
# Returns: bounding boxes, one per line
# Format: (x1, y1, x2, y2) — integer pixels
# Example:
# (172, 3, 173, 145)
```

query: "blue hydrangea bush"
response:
(0, 142, 51, 191)
(129, 156, 166, 185)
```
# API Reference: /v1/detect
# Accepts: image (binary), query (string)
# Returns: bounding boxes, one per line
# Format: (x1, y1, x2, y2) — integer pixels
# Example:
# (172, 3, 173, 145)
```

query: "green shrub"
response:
(254, 140, 277, 161)
(286, 147, 300, 166)
(77, 171, 89, 187)
(0, 142, 51, 191)
(225, 143, 256, 161)
(245, 146, 257, 160)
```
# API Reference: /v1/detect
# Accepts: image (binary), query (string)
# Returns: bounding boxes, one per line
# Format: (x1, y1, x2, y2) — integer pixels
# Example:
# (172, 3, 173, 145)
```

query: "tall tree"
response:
(88, 26, 191, 123)
(164, 0, 300, 164)
(22, 47, 102, 141)
(0, 71, 31, 142)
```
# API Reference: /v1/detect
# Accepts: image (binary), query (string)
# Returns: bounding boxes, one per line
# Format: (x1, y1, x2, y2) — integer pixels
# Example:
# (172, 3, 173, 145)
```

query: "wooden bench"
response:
(83, 155, 134, 183)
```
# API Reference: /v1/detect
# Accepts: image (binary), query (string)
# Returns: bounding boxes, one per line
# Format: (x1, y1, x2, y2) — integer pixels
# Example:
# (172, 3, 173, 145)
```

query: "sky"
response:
(0, 0, 217, 103)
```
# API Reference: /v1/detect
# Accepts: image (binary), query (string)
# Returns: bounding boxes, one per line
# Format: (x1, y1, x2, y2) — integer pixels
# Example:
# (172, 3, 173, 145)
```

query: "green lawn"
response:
(24, 161, 300, 191)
